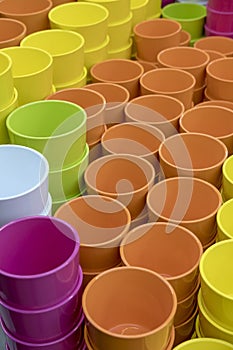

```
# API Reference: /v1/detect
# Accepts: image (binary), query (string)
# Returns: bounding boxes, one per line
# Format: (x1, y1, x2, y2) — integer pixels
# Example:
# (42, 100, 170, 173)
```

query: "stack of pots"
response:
(146, 0, 162, 19)
(82, 266, 177, 350)
(120, 221, 203, 346)
(133, 18, 182, 68)
(100, 121, 165, 192)
(216, 197, 233, 242)
(130, 0, 162, 58)
(144, 177, 222, 342)
(139, 67, 196, 110)
(48, 2, 109, 80)
(0, 216, 85, 350)
(205, 0, 233, 38)
(205, 57, 233, 102)
(21, 29, 86, 91)
(130, 0, 161, 32)
(90, 58, 145, 99)
(179, 105, 233, 155)
(0, 144, 51, 227)
(83, 0, 133, 59)
(84, 82, 130, 128)
(194, 36, 233, 100)
(54, 194, 131, 288)
(46, 87, 105, 163)
(162, 2, 206, 45)
(197, 240, 233, 344)
(157, 46, 210, 104)
(0, 51, 17, 144)
(0, 0, 53, 35)
(84, 153, 156, 225)
(1, 46, 53, 106)
(5, 99, 89, 214)
(221, 155, 233, 203)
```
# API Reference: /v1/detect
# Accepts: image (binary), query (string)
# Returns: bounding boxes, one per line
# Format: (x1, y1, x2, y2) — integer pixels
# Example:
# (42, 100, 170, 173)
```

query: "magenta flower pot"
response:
(1, 313, 84, 350)
(0, 267, 83, 342)
(0, 216, 80, 310)
(206, 6, 233, 33)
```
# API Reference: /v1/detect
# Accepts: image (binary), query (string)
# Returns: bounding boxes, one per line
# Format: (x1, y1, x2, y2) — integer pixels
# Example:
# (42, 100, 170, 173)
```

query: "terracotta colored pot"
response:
(193, 84, 205, 105)
(206, 57, 233, 102)
(125, 93, 185, 137)
(158, 132, 228, 188)
(120, 221, 202, 301)
(84, 324, 176, 350)
(135, 54, 158, 72)
(180, 105, 233, 155)
(54, 195, 130, 272)
(140, 68, 195, 110)
(133, 18, 181, 62)
(82, 266, 177, 350)
(84, 154, 155, 219)
(179, 29, 191, 47)
(82, 262, 123, 291)
(46, 87, 106, 145)
(88, 126, 106, 164)
(130, 205, 149, 230)
(0, 0, 52, 35)
(90, 59, 144, 99)
(84, 82, 130, 127)
(147, 176, 222, 246)
(194, 36, 233, 57)
(157, 46, 209, 88)
(204, 50, 226, 63)
(203, 234, 216, 251)
(196, 99, 233, 111)
(203, 87, 214, 101)
(174, 306, 198, 347)
(0, 18, 26, 48)
(175, 278, 200, 327)
(101, 122, 165, 168)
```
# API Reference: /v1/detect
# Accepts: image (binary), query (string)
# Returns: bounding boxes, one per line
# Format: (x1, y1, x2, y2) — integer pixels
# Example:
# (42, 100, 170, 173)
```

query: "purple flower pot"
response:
(0, 267, 83, 342)
(1, 313, 85, 350)
(0, 216, 80, 310)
